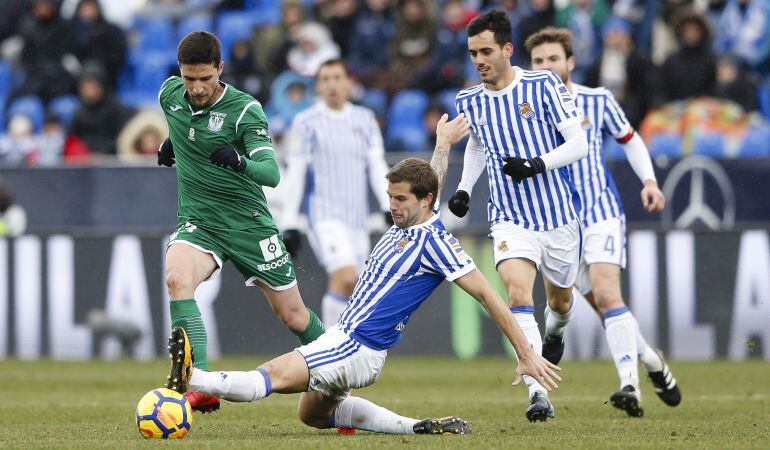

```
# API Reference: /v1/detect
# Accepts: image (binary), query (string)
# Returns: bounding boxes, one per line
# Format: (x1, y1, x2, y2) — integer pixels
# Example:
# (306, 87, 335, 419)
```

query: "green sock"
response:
(170, 299, 208, 370)
(293, 308, 325, 345)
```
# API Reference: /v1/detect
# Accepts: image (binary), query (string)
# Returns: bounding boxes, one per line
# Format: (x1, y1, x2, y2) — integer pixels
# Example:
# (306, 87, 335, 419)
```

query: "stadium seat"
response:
(48, 95, 80, 127)
(0, 61, 12, 101)
(603, 140, 625, 161)
(387, 90, 429, 152)
(134, 17, 175, 53)
(439, 89, 458, 118)
(359, 89, 387, 117)
(216, 11, 263, 62)
(7, 95, 45, 132)
(758, 83, 770, 121)
(738, 127, 770, 158)
(177, 13, 214, 42)
(648, 133, 682, 158)
(388, 126, 427, 152)
(692, 133, 725, 158)
(243, 0, 281, 24)
(133, 52, 172, 96)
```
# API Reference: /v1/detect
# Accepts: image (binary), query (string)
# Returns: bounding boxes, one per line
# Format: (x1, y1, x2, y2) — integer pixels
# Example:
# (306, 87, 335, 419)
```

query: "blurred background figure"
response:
(71, 0, 126, 89)
(714, 0, 770, 75)
(0, 178, 26, 236)
(0, 115, 38, 166)
(556, 0, 611, 83)
(287, 22, 340, 77)
(517, 0, 556, 67)
(117, 109, 169, 162)
(348, 0, 395, 86)
(659, 11, 716, 103)
(714, 55, 759, 112)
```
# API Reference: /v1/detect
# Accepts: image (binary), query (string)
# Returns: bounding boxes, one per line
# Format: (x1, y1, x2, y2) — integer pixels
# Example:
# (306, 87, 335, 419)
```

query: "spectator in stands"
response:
(517, 0, 556, 67)
(250, 0, 306, 79)
(222, 40, 265, 101)
(585, 18, 656, 128)
(659, 11, 716, 102)
(422, 102, 446, 151)
(418, 0, 476, 94)
(16, 0, 77, 101)
(321, 0, 360, 57)
(72, 0, 127, 89)
(381, 0, 437, 95)
(487, 0, 528, 62)
(0, 115, 38, 166)
(117, 109, 168, 162)
(264, 71, 314, 136)
(286, 22, 340, 77)
(348, 0, 396, 86)
(714, 0, 770, 74)
(714, 55, 759, 111)
(556, 0, 611, 83)
(0, 0, 29, 42)
(37, 112, 66, 166)
(0, 179, 27, 237)
(70, 65, 133, 155)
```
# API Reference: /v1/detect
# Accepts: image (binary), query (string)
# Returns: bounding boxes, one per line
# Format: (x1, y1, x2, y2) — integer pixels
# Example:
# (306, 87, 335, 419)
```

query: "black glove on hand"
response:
(448, 190, 470, 218)
(157, 138, 175, 167)
(383, 211, 394, 227)
(209, 146, 246, 172)
(282, 229, 302, 257)
(502, 156, 546, 182)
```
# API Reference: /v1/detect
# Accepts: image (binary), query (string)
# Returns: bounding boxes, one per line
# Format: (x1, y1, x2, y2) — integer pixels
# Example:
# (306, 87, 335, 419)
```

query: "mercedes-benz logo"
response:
(661, 155, 735, 230)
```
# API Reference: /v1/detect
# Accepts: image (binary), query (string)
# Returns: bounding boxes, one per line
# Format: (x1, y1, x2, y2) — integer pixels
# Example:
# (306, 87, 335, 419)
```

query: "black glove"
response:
(157, 138, 175, 167)
(448, 190, 470, 218)
(209, 146, 246, 172)
(502, 156, 546, 182)
(383, 211, 394, 227)
(282, 229, 302, 257)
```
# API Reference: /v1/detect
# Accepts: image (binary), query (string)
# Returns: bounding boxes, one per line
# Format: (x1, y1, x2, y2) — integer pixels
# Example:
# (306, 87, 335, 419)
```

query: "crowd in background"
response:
(0, 0, 769, 166)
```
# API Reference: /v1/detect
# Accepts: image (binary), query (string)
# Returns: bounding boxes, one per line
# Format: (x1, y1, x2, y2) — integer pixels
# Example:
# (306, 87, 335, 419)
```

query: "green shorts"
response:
(168, 221, 296, 291)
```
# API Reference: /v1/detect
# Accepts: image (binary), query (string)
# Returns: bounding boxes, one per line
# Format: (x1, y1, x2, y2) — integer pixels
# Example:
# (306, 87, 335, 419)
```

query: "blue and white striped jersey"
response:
(289, 102, 386, 229)
(338, 214, 475, 350)
(455, 68, 583, 231)
(568, 83, 632, 227)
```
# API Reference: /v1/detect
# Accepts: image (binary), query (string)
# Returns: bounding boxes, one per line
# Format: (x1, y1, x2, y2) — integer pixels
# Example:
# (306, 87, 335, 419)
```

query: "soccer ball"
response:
(135, 388, 192, 439)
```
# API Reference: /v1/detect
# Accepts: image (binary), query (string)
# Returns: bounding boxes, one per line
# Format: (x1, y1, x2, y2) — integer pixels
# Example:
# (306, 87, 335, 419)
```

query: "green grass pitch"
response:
(1, 357, 768, 449)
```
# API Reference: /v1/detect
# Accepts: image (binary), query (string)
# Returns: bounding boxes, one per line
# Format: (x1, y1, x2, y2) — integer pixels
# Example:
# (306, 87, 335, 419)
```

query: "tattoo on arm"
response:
(430, 146, 450, 192)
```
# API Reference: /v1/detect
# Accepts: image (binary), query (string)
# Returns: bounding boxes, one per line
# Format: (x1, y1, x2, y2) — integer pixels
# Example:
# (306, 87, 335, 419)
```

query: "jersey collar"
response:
(186, 81, 229, 115)
(482, 66, 523, 98)
(319, 101, 352, 117)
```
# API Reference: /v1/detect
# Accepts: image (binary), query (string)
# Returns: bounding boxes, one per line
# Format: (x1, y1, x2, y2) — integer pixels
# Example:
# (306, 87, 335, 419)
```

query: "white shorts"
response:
(491, 219, 582, 288)
(296, 325, 387, 401)
(574, 216, 627, 295)
(307, 220, 371, 273)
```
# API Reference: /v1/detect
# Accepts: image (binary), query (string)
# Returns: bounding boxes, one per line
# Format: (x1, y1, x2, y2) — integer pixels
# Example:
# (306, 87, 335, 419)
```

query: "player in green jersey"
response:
(156, 31, 325, 413)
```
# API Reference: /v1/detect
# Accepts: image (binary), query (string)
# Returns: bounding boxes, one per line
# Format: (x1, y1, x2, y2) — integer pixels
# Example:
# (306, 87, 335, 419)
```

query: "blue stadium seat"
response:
(7, 95, 45, 132)
(692, 133, 725, 158)
(738, 127, 770, 158)
(177, 13, 213, 42)
(135, 17, 175, 52)
(216, 11, 262, 61)
(758, 83, 770, 121)
(388, 126, 427, 152)
(387, 90, 429, 151)
(133, 52, 172, 95)
(603, 140, 625, 161)
(439, 89, 458, 118)
(648, 133, 682, 158)
(48, 95, 80, 127)
(243, 0, 281, 24)
(359, 89, 387, 117)
(0, 60, 12, 100)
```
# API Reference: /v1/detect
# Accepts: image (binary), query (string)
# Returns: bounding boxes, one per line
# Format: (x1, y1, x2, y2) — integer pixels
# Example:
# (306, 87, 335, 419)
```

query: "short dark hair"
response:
(178, 31, 221, 66)
(466, 10, 512, 47)
(316, 58, 350, 78)
(385, 158, 438, 209)
(524, 27, 574, 58)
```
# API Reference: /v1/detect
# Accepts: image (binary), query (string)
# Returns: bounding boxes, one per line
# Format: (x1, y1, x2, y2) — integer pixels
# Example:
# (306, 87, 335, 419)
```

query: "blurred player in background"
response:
(165, 112, 562, 435)
(525, 27, 681, 417)
(157, 31, 325, 413)
(447, 11, 587, 422)
(280, 58, 392, 329)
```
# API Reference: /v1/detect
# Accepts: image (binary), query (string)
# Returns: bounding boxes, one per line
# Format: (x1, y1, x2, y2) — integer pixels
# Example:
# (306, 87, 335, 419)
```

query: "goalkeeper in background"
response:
(157, 31, 325, 413)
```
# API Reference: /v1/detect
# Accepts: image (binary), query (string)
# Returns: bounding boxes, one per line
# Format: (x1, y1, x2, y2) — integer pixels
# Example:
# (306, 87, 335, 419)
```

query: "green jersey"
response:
(159, 76, 278, 231)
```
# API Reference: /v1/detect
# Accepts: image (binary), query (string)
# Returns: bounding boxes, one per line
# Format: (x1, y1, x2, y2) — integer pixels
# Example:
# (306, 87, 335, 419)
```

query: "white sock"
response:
(511, 307, 546, 399)
(321, 291, 348, 329)
(604, 307, 640, 390)
(332, 396, 418, 434)
(189, 367, 271, 402)
(544, 296, 573, 337)
(635, 329, 664, 372)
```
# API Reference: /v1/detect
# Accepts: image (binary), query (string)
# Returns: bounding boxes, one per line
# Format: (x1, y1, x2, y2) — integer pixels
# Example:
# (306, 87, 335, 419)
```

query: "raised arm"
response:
(429, 113, 470, 195)
(454, 269, 561, 390)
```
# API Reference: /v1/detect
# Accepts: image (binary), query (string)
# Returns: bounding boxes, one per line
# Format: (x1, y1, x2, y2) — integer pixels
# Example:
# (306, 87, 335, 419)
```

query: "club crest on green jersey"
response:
(208, 112, 227, 132)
